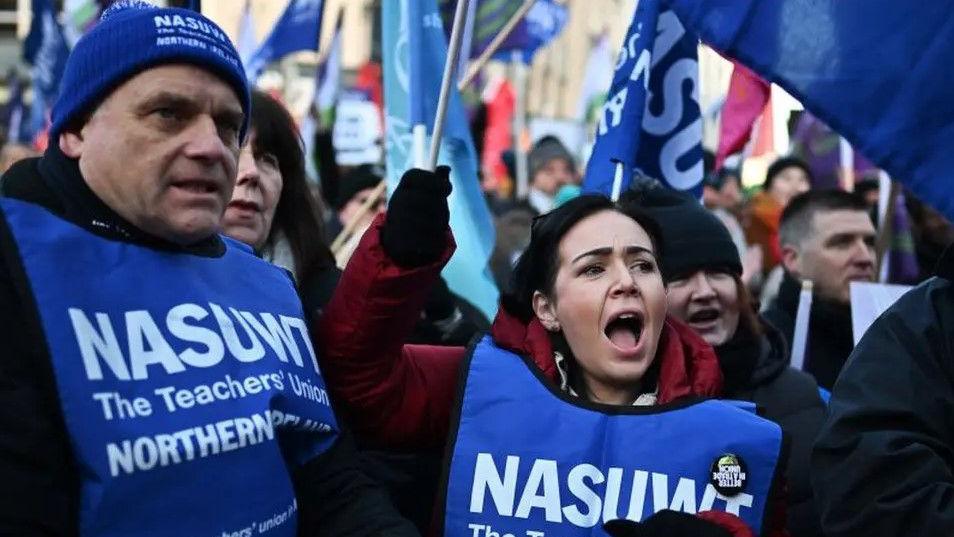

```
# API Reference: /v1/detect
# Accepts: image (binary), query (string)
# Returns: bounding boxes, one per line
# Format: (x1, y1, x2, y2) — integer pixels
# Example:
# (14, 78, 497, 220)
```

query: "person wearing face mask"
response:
(222, 90, 340, 317)
(627, 186, 826, 537)
(318, 167, 790, 537)
(743, 157, 812, 277)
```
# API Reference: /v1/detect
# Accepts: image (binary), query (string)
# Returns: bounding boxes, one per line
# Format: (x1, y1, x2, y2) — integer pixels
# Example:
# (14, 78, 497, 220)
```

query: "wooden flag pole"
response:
(428, 0, 472, 169)
(330, 180, 387, 254)
(457, 0, 536, 91)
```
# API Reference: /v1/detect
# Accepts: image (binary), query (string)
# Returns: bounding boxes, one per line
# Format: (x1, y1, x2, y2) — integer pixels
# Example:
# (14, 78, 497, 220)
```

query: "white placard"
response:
(850, 281, 914, 346)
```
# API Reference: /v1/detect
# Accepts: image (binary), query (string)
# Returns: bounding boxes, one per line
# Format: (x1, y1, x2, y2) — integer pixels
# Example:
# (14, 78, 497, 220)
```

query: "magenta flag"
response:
(715, 62, 770, 170)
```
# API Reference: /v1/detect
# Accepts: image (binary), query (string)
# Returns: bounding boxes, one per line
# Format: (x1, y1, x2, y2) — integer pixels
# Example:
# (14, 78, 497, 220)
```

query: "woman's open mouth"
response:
(604, 311, 643, 354)
(687, 307, 721, 330)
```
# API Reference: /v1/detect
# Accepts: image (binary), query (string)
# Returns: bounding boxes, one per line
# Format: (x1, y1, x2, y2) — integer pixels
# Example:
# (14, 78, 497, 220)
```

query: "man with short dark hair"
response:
(762, 189, 877, 389)
(0, 2, 416, 534)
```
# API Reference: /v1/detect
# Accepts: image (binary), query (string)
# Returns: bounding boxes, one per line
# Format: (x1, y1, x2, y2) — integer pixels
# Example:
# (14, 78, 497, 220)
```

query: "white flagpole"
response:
(610, 162, 624, 201)
(790, 280, 814, 371)
(428, 0, 471, 170)
(839, 135, 855, 191)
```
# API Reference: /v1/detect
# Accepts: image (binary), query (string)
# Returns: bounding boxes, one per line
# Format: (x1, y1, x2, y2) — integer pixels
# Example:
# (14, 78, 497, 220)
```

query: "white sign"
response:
(850, 281, 913, 346)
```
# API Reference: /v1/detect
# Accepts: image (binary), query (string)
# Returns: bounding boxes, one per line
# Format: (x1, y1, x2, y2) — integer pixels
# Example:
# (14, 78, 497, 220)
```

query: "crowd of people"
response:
(2, 2, 954, 537)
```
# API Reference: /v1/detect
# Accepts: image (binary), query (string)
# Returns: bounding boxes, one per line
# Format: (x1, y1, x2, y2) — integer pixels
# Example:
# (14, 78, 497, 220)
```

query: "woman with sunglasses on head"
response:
(318, 167, 789, 537)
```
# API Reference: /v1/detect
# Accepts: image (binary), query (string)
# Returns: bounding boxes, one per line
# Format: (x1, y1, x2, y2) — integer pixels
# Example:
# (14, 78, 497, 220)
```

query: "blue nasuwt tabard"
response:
(0, 197, 339, 537)
(442, 336, 784, 537)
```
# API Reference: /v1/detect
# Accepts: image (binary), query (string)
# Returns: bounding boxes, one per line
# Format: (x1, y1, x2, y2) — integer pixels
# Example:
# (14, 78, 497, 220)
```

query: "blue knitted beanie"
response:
(50, 0, 250, 142)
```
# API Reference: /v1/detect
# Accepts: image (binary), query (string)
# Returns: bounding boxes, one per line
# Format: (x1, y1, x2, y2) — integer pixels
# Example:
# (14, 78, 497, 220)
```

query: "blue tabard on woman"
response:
(443, 336, 784, 537)
(0, 198, 339, 536)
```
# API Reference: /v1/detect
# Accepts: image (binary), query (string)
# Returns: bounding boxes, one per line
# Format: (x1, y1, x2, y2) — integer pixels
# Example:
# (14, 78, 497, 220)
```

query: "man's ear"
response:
(58, 129, 85, 158)
(532, 290, 560, 332)
(781, 243, 801, 277)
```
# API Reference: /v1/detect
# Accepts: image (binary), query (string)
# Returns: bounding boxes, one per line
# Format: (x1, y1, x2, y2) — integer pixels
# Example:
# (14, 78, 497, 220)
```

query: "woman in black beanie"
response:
(622, 185, 827, 537)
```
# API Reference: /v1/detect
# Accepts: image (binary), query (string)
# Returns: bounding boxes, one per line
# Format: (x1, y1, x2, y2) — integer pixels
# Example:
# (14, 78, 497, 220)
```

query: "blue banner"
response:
(246, 0, 324, 82)
(663, 0, 954, 222)
(382, 0, 499, 320)
(23, 0, 70, 136)
(583, 4, 704, 197)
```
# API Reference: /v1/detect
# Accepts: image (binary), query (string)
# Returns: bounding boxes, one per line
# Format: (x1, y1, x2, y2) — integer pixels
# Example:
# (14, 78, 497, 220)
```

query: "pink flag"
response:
(715, 62, 770, 170)
(481, 77, 515, 192)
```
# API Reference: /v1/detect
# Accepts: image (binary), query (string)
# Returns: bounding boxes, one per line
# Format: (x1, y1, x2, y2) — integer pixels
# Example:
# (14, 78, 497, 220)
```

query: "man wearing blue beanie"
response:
(0, 2, 417, 535)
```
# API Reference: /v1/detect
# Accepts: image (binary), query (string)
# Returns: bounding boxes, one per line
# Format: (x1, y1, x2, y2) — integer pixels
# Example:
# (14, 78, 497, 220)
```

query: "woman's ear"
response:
(532, 290, 560, 332)
(59, 129, 85, 158)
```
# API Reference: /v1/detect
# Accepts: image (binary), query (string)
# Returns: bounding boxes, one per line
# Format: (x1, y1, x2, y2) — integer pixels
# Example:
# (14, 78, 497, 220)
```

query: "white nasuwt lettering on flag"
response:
(468, 453, 753, 528)
(68, 303, 319, 381)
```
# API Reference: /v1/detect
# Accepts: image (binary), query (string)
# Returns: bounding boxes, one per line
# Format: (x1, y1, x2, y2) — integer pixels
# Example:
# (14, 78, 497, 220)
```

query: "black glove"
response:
(381, 166, 452, 267)
(603, 511, 732, 537)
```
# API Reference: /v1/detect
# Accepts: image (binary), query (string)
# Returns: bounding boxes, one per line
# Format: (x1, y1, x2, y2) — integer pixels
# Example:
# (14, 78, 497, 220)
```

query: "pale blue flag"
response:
(382, 0, 499, 320)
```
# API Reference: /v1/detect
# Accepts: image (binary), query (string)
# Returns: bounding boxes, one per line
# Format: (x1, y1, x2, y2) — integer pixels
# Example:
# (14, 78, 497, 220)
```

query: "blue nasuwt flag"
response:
(24, 0, 70, 136)
(245, 0, 324, 82)
(663, 0, 954, 222)
(583, 2, 704, 198)
(382, 0, 500, 320)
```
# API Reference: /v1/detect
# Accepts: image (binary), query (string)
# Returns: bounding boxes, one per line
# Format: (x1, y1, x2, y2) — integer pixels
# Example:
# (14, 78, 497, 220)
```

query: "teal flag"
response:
(382, 0, 499, 320)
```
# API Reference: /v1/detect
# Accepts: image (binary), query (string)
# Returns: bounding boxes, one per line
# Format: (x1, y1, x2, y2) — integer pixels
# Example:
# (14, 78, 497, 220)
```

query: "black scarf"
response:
(715, 318, 760, 396)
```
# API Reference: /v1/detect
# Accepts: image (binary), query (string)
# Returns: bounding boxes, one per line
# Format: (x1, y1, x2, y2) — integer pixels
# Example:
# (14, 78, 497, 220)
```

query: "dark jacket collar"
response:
(935, 244, 954, 281)
(715, 316, 789, 396)
(4, 144, 224, 257)
(777, 270, 852, 328)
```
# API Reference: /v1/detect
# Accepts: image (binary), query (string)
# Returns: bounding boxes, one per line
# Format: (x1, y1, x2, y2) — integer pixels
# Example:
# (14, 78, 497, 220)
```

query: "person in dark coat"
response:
(0, 3, 417, 535)
(761, 189, 877, 390)
(625, 185, 826, 537)
(811, 244, 954, 536)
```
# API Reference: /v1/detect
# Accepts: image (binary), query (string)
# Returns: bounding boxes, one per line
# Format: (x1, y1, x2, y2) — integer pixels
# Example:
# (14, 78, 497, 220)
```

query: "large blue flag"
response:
(23, 0, 70, 137)
(583, 3, 704, 198)
(664, 0, 954, 221)
(383, 0, 500, 320)
(245, 0, 324, 82)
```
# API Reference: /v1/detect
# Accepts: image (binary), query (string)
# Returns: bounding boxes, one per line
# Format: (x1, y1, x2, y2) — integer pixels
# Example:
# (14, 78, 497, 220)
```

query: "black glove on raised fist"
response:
(603, 510, 733, 537)
(381, 165, 453, 268)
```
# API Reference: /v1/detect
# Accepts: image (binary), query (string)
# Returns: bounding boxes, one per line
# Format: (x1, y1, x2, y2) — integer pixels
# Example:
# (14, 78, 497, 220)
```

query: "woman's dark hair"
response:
(250, 90, 336, 283)
(501, 194, 665, 322)
(733, 273, 764, 339)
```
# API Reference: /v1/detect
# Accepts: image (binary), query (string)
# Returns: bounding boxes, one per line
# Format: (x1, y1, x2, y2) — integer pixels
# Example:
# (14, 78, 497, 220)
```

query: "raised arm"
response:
(317, 167, 469, 451)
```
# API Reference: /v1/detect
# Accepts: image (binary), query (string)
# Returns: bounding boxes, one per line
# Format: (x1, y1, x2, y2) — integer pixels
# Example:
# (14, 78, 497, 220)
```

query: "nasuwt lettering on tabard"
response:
(68, 303, 319, 382)
(469, 453, 753, 527)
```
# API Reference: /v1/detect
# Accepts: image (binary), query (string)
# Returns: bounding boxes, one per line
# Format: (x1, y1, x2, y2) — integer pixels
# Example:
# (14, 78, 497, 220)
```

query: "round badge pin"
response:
(710, 453, 748, 496)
